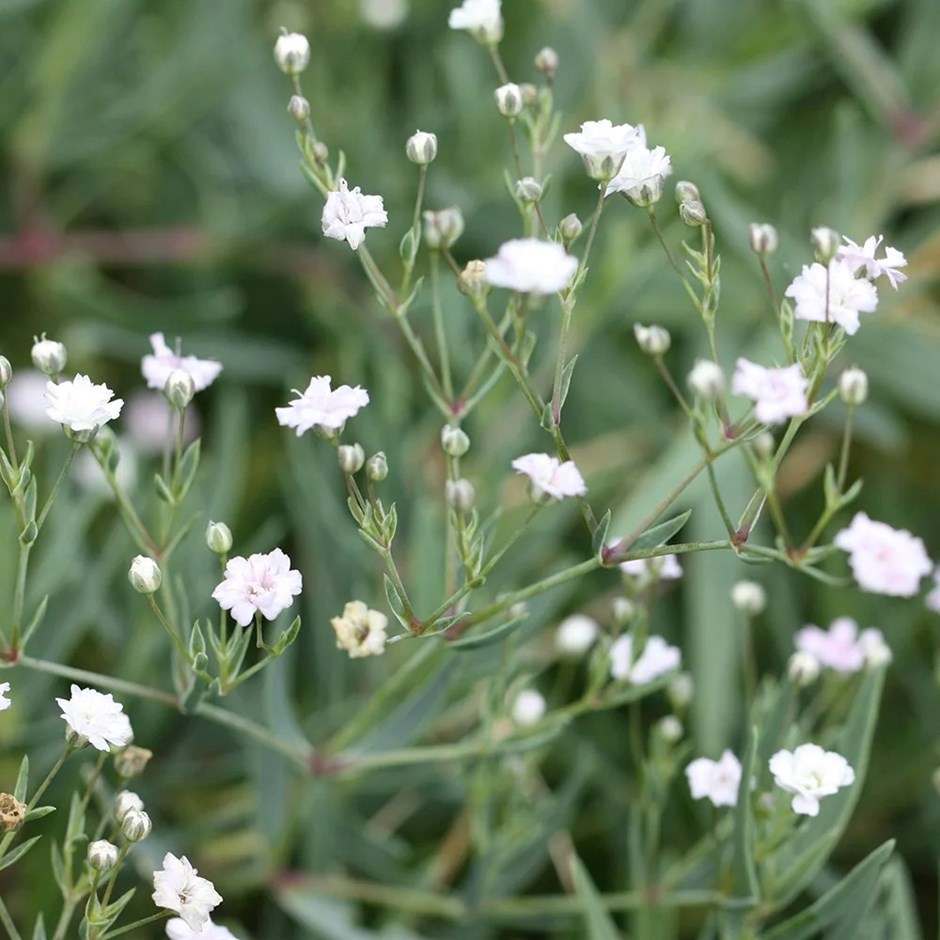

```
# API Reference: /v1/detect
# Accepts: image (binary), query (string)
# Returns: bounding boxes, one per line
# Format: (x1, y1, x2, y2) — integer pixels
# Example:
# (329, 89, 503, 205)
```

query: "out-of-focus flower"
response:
(484, 238, 578, 295)
(837, 235, 907, 289)
(732, 359, 808, 424)
(0, 682, 10, 711)
(769, 744, 855, 817)
(731, 581, 766, 615)
(686, 750, 742, 808)
(858, 628, 892, 668)
(57, 685, 133, 752)
(610, 634, 681, 684)
(838, 367, 868, 406)
(926, 570, 940, 613)
(6, 370, 54, 434)
(494, 83, 524, 118)
(618, 554, 683, 583)
(153, 853, 222, 932)
(564, 119, 642, 181)
(114, 746, 153, 779)
(795, 617, 865, 674)
(784, 260, 879, 335)
(555, 614, 599, 656)
(322, 179, 388, 250)
(688, 360, 725, 400)
(749, 223, 779, 256)
(511, 452, 586, 501)
(511, 689, 546, 726)
(423, 207, 464, 249)
(166, 918, 240, 940)
(359, 0, 408, 30)
(787, 651, 821, 687)
(114, 791, 144, 822)
(142, 334, 221, 395)
(634, 324, 671, 356)
(276, 376, 369, 436)
(31, 337, 67, 376)
(212, 549, 303, 627)
(273, 32, 310, 75)
(448, 0, 502, 42)
(605, 143, 672, 206)
(331, 601, 388, 658)
(834, 512, 931, 597)
(45, 375, 123, 439)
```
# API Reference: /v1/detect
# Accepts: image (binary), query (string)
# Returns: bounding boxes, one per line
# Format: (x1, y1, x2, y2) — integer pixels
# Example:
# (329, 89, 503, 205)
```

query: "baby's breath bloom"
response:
(128, 556, 162, 595)
(321, 179, 388, 250)
(795, 617, 865, 674)
(511, 689, 546, 726)
(87, 840, 119, 873)
(837, 234, 907, 289)
(784, 259, 879, 335)
(511, 452, 586, 501)
(152, 853, 222, 932)
(605, 143, 673, 206)
(114, 791, 144, 822)
(142, 333, 222, 395)
(31, 337, 67, 376)
(45, 375, 123, 439)
(610, 634, 681, 684)
(0, 683, 10, 711)
(732, 359, 808, 424)
(618, 554, 683, 583)
(448, 0, 502, 42)
(564, 119, 642, 181)
(731, 580, 766, 615)
(331, 601, 388, 658)
(838, 366, 869, 406)
(273, 31, 310, 75)
(769, 744, 855, 817)
(787, 650, 821, 687)
(555, 614, 599, 656)
(57, 685, 133, 752)
(494, 83, 524, 118)
(484, 238, 578, 295)
(167, 917, 239, 940)
(406, 130, 437, 165)
(687, 359, 725, 400)
(275, 375, 369, 437)
(686, 750, 742, 808)
(212, 549, 303, 627)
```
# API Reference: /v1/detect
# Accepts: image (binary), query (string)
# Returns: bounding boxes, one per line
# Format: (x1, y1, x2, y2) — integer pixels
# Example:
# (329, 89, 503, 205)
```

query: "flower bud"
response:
(534, 46, 559, 78)
(753, 431, 776, 460)
(731, 580, 766, 615)
(366, 452, 388, 482)
(288, 94, 310, 123)
(679, 200, 707, 227)
(838, 367, 868, 407)
(674, 180, 701, 204)
(163, 369, 195, 410)
(458, 259, 488, 296)
(113, 791, 144, 822)
(749, 222, 778, 257)
(787, 651, 820, 687)
(520, 83, 539, 107)
(634, 324, 671, 357)
(611, 597, 635, 626)
(0, 793, 26, 832)
(624, 176, 665, 208)
(87, 840, 119, 872)
(312, 141, 329, 165)
(656, 715, 683, 743)
(445, 478, 475, 512)
(494, 83, 524, 118)
(406, 130, 438, 166)
(338, 443, 366, 474)
(423, 207, 464, 249)
(515, 176, 542, 204)
(121, 808, 152, 842)
(511, 689, 546, 726)
(205, 520, 233, 555)
(128, 556, 162, 594)
(667, 672, 694, 710)
(31, 336, 67, 376)
(273, 31, 310, 76)
(441, 425, 470, 457)
(555, 614, 598, 656)
(114, 746, 153, 779)
(559, 213, 583, 245)
(811, 226, 840, 264)
(688, 360, 725, 400)
(0, 356, 11, 389)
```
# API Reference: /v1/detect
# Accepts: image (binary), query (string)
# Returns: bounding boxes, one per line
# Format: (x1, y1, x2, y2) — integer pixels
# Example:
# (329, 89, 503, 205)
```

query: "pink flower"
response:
(275, 376, 369, 436)
(511, 453, 586, 501)
(784, 259, 879, 334)
(837, 235, 907, 289)
(795, 617, 864, 673)
(732, 359, 808, 424)
(686, 750, 741, 808)
(834, 512, 931, 597)
(212, 549, 303, 627)
(142, 333, 222, 394)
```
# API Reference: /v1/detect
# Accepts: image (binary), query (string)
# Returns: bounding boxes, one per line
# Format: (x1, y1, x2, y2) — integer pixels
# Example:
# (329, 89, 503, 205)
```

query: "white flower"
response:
(605, 144, 672, 205)
(512, 689, 546, 726)
(484, 238, 578, 295)
(687, 360, 725, 400)
(128, 555, 162, 595)
(212, 549, 303, 627)
(447, 0, 502, 41)
(45, 374, 124, 436)
(152, 853, 223, 932)
(784, 259, 879, 335)
(275, 375, 369, 436)
(142, 333, 222, 395)
(927, 570, 940, 613)
(732, 359, 809, 424)
(0, 682, 10, 711)
(564, 119, 643, 180)
(795, 617, 864, 674)
(769, 744, 855, 817)
(56, 685, 133, 752)
(686, 750, 742, 808)
(331, 601, 388, 658)
(787, 651, 821, 687)
(837, 235, 907, 289)
(321, 179, 388, 250)
(610, 634, 681, 684)
(114, 791, 144, 822)
(618, 554, 683, 583)
(360, 0, 409, 31)
(731, 580, 766, 615)
(859, 628, 892, 668)
(167, 917, 239, 940)
(511, 452, 587, 501)
(555, 614, 599, 656)
(834, 512, 931, 597)
(273, 32, 310, 75)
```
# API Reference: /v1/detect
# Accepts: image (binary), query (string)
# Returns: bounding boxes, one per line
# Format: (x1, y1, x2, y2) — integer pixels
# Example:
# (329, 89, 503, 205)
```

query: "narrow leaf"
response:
(625, 509, 692, 553)
(570, 855, 621, 940)
(0, 835, 42, 872)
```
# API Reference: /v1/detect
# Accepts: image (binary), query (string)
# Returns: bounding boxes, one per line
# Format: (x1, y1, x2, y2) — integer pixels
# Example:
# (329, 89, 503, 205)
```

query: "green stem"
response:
(486, 43, 509, 84)
(98, 844, 129, 910)
(551, 303, 573, 426)
(706, 459, 736, 537)
(0, 895, 23, 940)
(8, 542, 31, 653)
(401, 165, 427, 298)
(836, 403, 855, 492)
(508, 119, 525, 185)
(430, 253, 454, 401)
(574, 188, 606, 285)
(36, 441, 81, 531)
(146, 596, 190, 663)
(101, 910, 170, 938)
(1, 399, 18, 470)
(647, 208, 700, 310)
(97, 457, 159, 557)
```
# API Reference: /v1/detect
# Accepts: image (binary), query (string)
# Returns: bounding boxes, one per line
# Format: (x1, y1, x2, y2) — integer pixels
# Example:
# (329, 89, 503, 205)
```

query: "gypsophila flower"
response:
(858, 628, 892, 668)
(0, 683, 10, 711)
(45, 375, 123, 438)
(114, 791, 144, 822)
(687, 359, 725, 400)
(167, 917, 239, 940)
(618, 554, 683, 582)
(564, 119, 643, 181)
(686, 750, 742, 808)
(273, 31, 310, 75)
(732, 359, 809, 424)
(784, 259, 879, 335)
(275, 375, 369, 436)
(731, 580, 766, 615)
(511, 452, 587, 501)
(331, 601, 388, 658)
(605, 142, 673, 205)
(787, 650, 821, 687)
(212, 549, 302, 627)
(142, 333, 222, 394)
(448, 0, 502, 42)
(153, 853, 222, 932)
(769, 744, 855, 817)
(837, 235, 908, 289)
(512, 689, 546, 726)
(555, 614, 599, 656)
(56, 684, 133, 752)
(484, 238, 578, 295)
(795, 617, 865, 674)
(610, 634, 681, 684)
(834, 512, 931, 597)
(322, 178, 388, 250)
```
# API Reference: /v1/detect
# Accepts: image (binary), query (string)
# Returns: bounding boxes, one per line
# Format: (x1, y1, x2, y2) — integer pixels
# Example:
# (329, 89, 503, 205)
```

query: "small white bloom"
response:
(667, 672, 694, 709)
(45, 374, 124, 437)
(484, 238, 578, 295)
(769, 744, 855, 817)
(731, 580, 766, 615)
(511, 452, 587, 501)
(212, 549, 303, 627)
(787, 651, 821, 687)
(142, 333, 222, 395)
(167, 917, 240, 940)
(275, 375, 369, 437)
(322, 179, 388, 250)
(448, 0, 502, 42)
(605, 143, 673, 206)
(153, 853, 222, 932)
(0, 682, 10, 711)
(31, 337, 68, 376)
(610, 634, 681, 684)
(784, 259, 879, 335)
(732, 359, 809, 425)
(121, 808, 153, 842)
(273, 32, 310, 75)
(657, 715, 684, 743)
(811, 227, 841, 264)
(834, 512, 931, 597)
(858, 628, 892, 668)
(634, 324, 671, 356)
(686, 750, 742, 808)
(618, 554, 683, 583)
(406, 129, 437, 165)
(555, 614, 599, 656)
(795, 617, 865, 674)
(564, 119, 643, 181)
(511, 689, 546, 726)
(331, 601, 388, 658)
(494, 83, 524, 118)
(749, 223, 779, 256)
(837, 235, 907, 289)
(687, 359, 725, 400)
(56, 684, 133, 752)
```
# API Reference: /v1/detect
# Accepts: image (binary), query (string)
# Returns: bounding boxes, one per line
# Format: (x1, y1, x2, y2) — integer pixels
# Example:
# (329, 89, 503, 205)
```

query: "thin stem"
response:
(430, 253, 454, 401)
(647, 208, 700, 310)
(705, 459, 736, 537)
(8, 542, 31, 652)
(18, 656, 178, 705)
(77, 751, 108, 819)
(574, 188, 606, 284)
(1, 399, 18, 470)
(401, 165, 427, 298)
(102, 910, 170, 938)
(654, 357, 694, 418)
(146, 595, 190, 663)
(550, 303, 573, 426)
(758, 257, 780, 328)
(508, 120, 525, 184)
(36, 441, 81, 530)
(486, 43, 509, 84)
(836, 404, 855, 491)
(0, 895, 23, 940)
(99, 844, 129, 909)
(96, 455, 159, 557)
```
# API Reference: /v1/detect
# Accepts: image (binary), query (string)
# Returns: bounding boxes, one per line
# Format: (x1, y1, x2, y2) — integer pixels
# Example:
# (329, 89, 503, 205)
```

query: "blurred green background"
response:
(1, 0, 939, 936)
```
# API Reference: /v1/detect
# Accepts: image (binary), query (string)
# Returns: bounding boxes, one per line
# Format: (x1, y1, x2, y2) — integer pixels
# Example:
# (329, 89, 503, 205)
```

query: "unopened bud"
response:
(494, 83, 524, 118)
(534, 46, 559, 78)
(674, 180, 701, 204)
(731, 580, 766, 615)
(555, 614, 599, 656)
(0, 356, 11, 389)
(520, 83, 539, 107)
(688, 360, 725, 400)
(811, 226, 840, 264)
(749, 223, 778, 257)
(128, 556, 162, 594)
(0, 793, 26, 832)
(163, 369, 195, 410)
(559, 213, 583, 245)
(458, 259, 488, 296)
(113, 791, 144, 823)
(753, 431, 776, 460)
(121, 808, 152, 842)
(338, 443, 365, 474)
(446, 478, 475, 512)
(31, 336, 67, 376)
(515, 176, 542, 204)
(406, 130, 438, 166)
(667, 672, 694, 710)
(312, 141, 329, 164)
(366, 452, 388, 482)
(87, 840, 119, 872)
(634, 324, 671, 356)
(624, 176, 665, 208)
(441, 425, 470, 457)
(273, 31, 310, 76)
(788, 651, 820, 687)
(611, 597, 635, 626)
(113, 746, 153, 779)
(288, 95, 310, 123)
(205, 520, 233, 555)
(679, 200, 707, 227)
(656, 715, 683, 743)
(423, 207, 464, 249)
(838, 367, 868, 406)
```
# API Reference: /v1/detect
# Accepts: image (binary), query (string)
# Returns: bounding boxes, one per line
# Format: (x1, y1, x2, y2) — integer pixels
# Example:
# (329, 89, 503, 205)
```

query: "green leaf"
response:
(153, 472, 174, 504)
(383, 574, 408, 628)
(13, 755, 29, 802)
(24, 805, 55, 822)
(557, 353, 579, 410)
(570, 854, 621, 940)
(31, 915, 47, 940)
(21, 593, 49, 646)
(173, 437, 202, 500)
(449, 613, 527, 651)
(274, 615, 302, 654)
(625, 509, 692, 554)
(0, 835, 42, 872)
(592, 509, 612, 561)
(721, 726, 759, 936)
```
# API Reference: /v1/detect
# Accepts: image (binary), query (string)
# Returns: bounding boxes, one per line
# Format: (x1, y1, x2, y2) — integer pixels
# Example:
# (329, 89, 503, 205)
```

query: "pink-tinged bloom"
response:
(56, 685, 133, 752)
(619, 553, 683, 582)
(275, 376, 369, 436)
(153, 853, 222, 932)
(769, 744, 855, 817)
(511, 452, 586, 501)
(610, 634, 681, 684)
(0, 682, 10, 711)
(605, 143, 672, 204)
(784, 259, 879, 335)
(45, 375, 123, 434)
(142, 333, 222, 394)
(834, 512, 931, 597)
(484, 238, 579, 295)
(795, 617, 865, 674)
(212, 549, 303, 627)
(166, 917, 239, 939)
(686, 750, 742, 808)
(837, 235, 907, 289)
(321, 179, 388, 250)
(732, 359, 809, 424)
